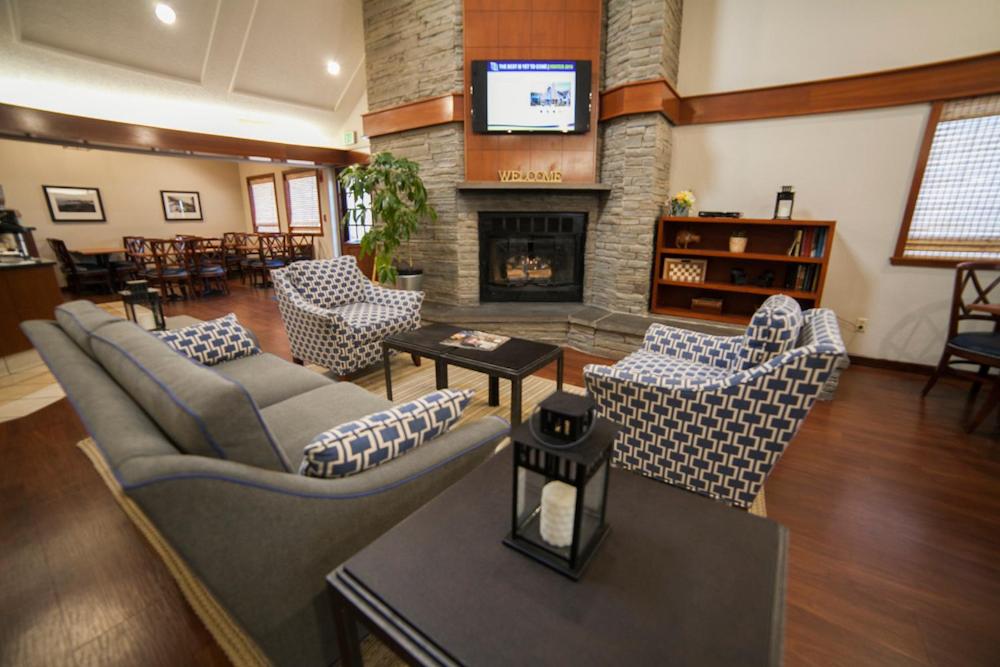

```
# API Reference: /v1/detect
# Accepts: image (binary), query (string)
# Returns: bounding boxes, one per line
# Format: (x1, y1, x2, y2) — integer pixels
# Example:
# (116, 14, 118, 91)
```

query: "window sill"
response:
(890, 256, 961, 268)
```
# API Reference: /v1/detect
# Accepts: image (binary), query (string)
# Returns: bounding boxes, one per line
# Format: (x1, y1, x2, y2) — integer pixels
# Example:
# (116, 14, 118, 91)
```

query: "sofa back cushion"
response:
(55, 300, 124, 357)
(89, 320, 290, 471)
(152, 313, 260, 366)
(732, 294, 804, 372)
(287, 257, 367, 309)
(300, 389, 473, 478)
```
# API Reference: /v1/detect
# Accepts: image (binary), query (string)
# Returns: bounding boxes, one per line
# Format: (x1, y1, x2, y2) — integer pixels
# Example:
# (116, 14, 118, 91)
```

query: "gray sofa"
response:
(22, 300, 510, 666)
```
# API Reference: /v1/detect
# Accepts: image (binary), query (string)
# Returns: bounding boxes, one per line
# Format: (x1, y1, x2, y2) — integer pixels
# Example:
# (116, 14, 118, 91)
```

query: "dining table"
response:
(73, 246, 127, 268)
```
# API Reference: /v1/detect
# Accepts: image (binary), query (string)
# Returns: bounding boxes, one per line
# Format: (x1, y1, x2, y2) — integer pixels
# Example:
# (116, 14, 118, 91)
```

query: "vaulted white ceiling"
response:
(0, 0, 368, 148)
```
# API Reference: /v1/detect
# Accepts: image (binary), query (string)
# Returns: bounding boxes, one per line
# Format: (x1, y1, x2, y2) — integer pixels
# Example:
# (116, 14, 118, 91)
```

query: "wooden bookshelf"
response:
(650, 216, 836, 324)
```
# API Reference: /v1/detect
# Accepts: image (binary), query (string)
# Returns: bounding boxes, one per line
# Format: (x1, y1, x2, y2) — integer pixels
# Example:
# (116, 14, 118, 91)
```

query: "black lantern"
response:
(119, 280, 166, 331)
(503, 391, 621, 580)
(773, 185, 795, 219)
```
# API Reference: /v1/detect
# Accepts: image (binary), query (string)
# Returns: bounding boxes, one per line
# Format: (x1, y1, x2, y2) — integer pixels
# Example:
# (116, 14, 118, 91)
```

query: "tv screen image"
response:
(471, 60, 591, 134)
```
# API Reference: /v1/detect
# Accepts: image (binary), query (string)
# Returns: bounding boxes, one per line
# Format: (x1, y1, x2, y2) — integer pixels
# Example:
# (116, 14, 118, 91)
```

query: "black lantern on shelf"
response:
(503, 391, 621, 580)
(119, 280, 166, 331)
(773, 185, 795, 219)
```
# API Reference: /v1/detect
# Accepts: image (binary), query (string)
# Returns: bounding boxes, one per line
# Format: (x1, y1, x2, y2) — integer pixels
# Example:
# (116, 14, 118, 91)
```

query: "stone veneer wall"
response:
(363, 0, 683, 312)
(589, 0, 682, 313)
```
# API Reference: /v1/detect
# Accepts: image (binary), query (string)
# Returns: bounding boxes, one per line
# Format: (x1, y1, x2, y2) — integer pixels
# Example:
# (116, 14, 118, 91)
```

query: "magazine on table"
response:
(441, 330, 510, 352)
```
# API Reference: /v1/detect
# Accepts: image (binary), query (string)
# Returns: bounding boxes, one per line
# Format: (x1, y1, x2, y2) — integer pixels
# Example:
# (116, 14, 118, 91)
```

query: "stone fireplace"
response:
(478, 212, 587, 302)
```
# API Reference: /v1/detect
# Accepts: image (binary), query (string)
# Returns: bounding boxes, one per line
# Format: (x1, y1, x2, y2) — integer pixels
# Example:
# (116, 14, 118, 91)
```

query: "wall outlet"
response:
(855, 317, 868, 333)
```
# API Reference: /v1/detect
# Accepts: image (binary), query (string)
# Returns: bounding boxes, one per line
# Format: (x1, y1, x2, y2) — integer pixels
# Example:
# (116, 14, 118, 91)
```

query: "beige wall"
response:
(677, 0, 1000, 95)
(0, 138, 245, 282)
(236, 163, 338, 259)
(670, 3, 1000, 365)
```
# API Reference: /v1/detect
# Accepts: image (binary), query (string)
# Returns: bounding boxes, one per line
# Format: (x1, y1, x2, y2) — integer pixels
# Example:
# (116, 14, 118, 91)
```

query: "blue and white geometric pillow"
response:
(152, 313, 260, 366)
(732, 294, 804, 371)
(299, 389, 474, 478)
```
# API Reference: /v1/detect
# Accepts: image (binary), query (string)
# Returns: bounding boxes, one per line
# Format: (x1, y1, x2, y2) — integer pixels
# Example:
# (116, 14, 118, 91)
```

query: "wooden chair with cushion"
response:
(286, 234, 316, 262)
(922, 260, 1000, 432)
(147, 238, 194, 300)
(47, 238, 113, 294)
(187, 237, 230, 296)
(222, 232, 248, 279)
(247, 233, 288, 288)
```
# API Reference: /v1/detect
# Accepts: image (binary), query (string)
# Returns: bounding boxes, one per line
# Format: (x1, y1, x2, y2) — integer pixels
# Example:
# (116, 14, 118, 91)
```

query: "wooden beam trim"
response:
(0, 103, 363, 166)
(598, 78, 681, 124)
(679, 51, 1000, 125)
(362, 93, 464, 138)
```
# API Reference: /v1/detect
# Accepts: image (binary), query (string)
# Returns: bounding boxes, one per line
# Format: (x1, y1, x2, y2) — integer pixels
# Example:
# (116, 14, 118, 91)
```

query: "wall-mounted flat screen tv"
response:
(471, 60, 592, 134)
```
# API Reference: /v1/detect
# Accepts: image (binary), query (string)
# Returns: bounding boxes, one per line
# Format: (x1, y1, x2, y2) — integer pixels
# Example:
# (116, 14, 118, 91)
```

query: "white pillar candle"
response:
(540, 480, 577, 548)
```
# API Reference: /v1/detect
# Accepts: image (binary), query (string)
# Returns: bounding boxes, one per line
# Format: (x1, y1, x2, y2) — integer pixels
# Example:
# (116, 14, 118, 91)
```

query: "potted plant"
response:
(729, 230, 748, 253)
(338, 151, 437, 290)
(668, 189, 696, 217)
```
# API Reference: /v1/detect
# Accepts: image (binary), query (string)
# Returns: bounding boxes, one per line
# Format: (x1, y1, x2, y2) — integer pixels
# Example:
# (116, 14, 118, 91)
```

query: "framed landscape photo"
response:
(42, 185, 106, 222)
(160, 190, 203, 221)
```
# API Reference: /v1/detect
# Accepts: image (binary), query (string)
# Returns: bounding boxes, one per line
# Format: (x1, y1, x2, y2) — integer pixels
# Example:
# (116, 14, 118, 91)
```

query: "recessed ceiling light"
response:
(326, 60, 341, 76)
(155, 3, 176, 25)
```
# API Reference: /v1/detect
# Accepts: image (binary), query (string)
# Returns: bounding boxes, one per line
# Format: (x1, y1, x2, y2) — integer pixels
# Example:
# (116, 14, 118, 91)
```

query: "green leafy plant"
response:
(339, 151, 437, 284)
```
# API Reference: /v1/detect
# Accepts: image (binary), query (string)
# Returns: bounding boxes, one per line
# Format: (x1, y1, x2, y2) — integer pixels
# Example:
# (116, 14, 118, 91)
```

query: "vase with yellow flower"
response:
(668, 190, 696, 217)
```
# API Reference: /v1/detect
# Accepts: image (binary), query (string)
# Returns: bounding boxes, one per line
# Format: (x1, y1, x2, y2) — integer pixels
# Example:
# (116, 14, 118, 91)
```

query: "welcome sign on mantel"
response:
(497, 170, 563, 183)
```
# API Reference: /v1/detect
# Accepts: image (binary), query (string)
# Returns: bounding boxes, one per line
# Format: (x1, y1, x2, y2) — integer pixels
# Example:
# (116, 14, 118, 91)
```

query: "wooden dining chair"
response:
(47, 238, 114, 294)
(147, 238, 194, 300)
(922, 260, 1000, 432)
(124, 236, 152, 281)
(188, 237, 230, 296)
(239, 233, 261, 284)
(222, 232, 249, 279)
(247, 233, 288, 288)
(286, 234, 316, 262)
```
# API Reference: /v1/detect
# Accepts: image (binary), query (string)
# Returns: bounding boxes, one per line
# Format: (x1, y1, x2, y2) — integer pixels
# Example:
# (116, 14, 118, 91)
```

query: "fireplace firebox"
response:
(479, 212, 586, 302)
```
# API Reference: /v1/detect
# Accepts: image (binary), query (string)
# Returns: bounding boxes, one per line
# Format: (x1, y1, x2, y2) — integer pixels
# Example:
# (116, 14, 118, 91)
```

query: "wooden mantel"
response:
(456, 181, 612, 192)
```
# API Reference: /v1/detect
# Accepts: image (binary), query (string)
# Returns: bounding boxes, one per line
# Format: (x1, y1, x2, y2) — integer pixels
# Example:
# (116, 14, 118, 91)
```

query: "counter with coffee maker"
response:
(1, 186, 62, 357)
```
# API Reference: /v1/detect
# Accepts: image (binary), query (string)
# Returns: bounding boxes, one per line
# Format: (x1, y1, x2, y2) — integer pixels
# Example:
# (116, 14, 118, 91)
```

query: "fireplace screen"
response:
(479, 213, 586, 302)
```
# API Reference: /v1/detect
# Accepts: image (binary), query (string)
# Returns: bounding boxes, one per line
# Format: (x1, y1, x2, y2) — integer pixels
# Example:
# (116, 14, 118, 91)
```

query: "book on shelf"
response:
(784, 264, 820, 293)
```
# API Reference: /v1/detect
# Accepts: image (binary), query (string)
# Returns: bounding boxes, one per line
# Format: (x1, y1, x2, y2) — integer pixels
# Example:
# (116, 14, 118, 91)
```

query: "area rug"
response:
(77, 360, 764, 666)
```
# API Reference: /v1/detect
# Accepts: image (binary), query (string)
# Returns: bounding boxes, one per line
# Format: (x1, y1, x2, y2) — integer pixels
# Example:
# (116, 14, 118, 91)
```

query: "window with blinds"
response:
(894, 95, 1000, 265)
(285, 170, 323, 234)
(247, 175, 280, 233)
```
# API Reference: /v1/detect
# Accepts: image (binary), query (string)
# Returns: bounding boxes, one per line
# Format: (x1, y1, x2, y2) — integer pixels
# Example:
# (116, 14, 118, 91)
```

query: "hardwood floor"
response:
(2, 282, 998, 666)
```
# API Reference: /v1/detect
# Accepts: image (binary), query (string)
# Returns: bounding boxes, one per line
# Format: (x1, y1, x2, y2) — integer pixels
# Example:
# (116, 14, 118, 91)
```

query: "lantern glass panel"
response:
(514, 466, 546, 534)
(576, 458, 608, 555)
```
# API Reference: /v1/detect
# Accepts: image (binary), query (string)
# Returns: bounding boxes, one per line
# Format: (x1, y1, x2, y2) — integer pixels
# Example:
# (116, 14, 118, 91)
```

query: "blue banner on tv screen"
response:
(489, 61, 576, 72)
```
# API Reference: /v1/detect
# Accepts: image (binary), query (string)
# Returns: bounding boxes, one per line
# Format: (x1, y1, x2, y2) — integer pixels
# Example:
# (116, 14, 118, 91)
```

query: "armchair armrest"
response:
(641, 322, 742, 369)
(365, 283, 424, 313)
(115, 415, 508, 666)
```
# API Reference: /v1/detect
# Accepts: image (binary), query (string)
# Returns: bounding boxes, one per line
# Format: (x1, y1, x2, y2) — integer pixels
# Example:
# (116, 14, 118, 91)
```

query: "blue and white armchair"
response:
(272, 257, 423, 376)
(584, 294, 845, 508)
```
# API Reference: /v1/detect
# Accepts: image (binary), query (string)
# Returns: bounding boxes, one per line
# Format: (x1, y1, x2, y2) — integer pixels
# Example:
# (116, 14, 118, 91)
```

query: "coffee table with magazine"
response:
(381, 323, 563, 425)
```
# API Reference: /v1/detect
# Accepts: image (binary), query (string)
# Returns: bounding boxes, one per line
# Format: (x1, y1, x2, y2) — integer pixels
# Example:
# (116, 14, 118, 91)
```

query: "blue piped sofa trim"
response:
(89, 324, 292, 472)
(121, 416, 511, 500)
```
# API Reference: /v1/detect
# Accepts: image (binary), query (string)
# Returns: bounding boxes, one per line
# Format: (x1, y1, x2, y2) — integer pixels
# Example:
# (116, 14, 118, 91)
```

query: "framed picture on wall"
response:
(42, 185, 106, 222)
(160, 190, 203, 221)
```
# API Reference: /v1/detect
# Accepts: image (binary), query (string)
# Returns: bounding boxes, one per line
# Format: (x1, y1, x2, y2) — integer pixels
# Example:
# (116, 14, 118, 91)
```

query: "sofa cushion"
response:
(55, 300, 124, 357)
(152, 313, 259, 366)
(299, 389, 474, 478)
(214, 353, 332, 409)
(288, 258, 367, 310)
(89, 320, 290, 471)
(732, 294, 804, 372)
(261, 382, 393, 469)
(614, 350, 729, 386)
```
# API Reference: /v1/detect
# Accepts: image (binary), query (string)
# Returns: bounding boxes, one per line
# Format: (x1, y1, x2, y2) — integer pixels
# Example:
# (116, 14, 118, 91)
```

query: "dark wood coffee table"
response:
(381, 323, 563, 425)
(327, 450, 788, 666)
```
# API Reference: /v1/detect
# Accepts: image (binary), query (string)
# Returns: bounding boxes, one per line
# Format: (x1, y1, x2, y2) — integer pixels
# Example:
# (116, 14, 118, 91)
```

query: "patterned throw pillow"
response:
(153, 313, 260, 366)
(732, 294, 804, 371)
(300, 389, 474, 478)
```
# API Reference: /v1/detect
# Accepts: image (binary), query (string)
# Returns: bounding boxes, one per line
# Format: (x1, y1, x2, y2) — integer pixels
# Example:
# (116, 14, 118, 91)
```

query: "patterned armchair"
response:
(272, 257, 423, 376)
(584, 295, 845, 509)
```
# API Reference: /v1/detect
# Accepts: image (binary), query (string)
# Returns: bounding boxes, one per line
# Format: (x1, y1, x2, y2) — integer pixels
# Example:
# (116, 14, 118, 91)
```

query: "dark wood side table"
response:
(327, 451, 788, 667)
(381, 323, 563, 425)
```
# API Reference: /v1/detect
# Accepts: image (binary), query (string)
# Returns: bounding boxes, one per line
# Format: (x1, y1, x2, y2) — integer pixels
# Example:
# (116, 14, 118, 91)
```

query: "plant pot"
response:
(396, 268, 424, 291)
(729, 236, 748, 253)
(669, 202, 690, 217)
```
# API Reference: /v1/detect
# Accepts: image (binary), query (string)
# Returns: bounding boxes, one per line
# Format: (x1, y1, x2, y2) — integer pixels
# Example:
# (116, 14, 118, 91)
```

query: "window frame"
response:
(336, 168, 373, 245)
(283, 168, 324, 236)
(891, 100, 999, 268)
(246, 174, 282, 234)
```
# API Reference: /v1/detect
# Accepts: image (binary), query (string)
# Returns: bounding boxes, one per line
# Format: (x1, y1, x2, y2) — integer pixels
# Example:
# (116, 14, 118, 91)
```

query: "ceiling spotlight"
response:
(326, 60, 341, 76)
(155, 3, 176, 25)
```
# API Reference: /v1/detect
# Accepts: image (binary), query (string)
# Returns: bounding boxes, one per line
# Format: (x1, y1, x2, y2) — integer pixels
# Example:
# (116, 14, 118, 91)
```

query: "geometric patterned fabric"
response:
(271, 257, 423, 376)
(584, 305, 844, 508)
(299, 389, 473, 478)
(152, 313, 260, 366)
(731, 294, 803, 372)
